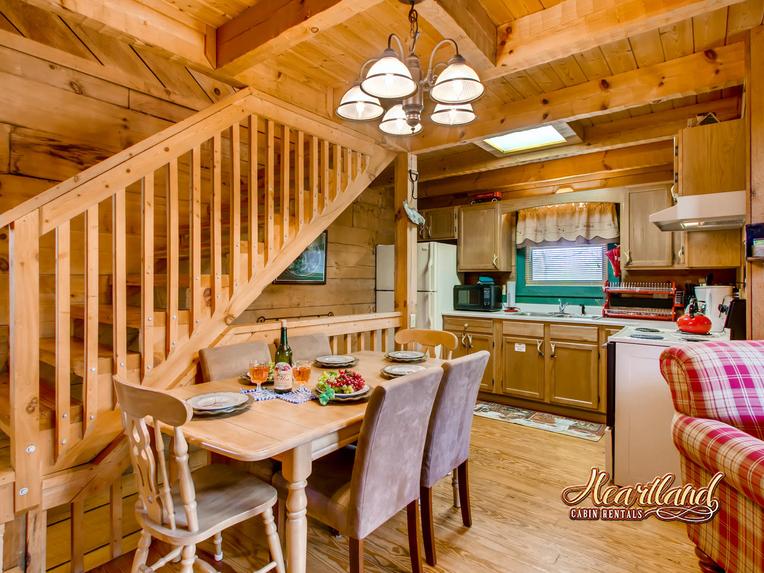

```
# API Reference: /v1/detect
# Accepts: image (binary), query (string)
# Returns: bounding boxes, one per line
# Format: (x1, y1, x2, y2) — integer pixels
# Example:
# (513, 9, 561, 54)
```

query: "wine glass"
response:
(249, 360, 269, 395)
(293, 360, 311, 394)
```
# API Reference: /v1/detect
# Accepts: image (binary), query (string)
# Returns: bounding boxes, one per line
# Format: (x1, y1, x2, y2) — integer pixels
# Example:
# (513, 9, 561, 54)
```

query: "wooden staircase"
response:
(0, 85, 394, 518)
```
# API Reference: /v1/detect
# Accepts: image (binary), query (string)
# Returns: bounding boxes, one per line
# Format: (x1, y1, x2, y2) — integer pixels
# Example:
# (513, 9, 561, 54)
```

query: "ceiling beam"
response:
(216, 0, 384, 77)
(419, 141, 674, 197)
(21, 0, 216, 69)
(491, 0, 745, 79)
(416, 0, 497, 71)
(418, 95, 741, 180)
(419, 169, 674, 208)
(412, 42, 745, 153)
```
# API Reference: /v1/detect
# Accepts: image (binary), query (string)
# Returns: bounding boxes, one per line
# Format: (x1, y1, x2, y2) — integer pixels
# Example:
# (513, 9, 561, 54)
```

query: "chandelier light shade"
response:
(360, 48, 417, 99)
(336, 85, 384, 120)
(430, 102, 475, 126)
(379, 104, 422, 135)
(430, 55, 484, 104)
(336, 2, 484, 136)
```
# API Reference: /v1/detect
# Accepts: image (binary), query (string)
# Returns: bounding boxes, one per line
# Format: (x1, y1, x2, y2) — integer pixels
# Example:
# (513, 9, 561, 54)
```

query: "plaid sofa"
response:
(660, 341, 764, 573)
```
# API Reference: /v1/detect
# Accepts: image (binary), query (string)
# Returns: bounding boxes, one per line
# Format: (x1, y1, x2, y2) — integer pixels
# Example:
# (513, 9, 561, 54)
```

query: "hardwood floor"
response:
(90, 417, 698, 573)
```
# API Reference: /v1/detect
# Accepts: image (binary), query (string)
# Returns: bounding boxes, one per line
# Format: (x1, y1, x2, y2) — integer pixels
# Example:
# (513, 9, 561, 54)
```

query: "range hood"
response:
(649, 190, 746, 232)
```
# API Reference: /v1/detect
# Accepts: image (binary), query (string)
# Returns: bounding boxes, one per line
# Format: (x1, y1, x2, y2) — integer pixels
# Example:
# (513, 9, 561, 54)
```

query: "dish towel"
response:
(275, 389, 316, 404)
(240, 388, 277, 401)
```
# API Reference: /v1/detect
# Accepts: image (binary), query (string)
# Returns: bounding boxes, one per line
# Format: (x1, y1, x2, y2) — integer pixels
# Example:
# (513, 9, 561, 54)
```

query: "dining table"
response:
(165, 350, 443, 573)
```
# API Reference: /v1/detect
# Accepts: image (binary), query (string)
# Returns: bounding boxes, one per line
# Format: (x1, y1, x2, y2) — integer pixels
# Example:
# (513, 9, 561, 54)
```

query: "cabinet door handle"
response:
(536, 339, 544, 357)
(550, 342, 557, 359)
(492, 253, 499, 268)
(624, 249, 632, 265)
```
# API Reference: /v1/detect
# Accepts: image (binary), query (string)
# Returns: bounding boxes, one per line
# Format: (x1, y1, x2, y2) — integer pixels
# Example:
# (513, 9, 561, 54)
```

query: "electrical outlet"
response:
(409, 313, 416, 327)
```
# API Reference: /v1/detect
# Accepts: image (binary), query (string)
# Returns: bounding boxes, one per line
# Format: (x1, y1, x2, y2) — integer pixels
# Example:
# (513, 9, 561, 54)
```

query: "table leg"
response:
(282, 444, 312, 573)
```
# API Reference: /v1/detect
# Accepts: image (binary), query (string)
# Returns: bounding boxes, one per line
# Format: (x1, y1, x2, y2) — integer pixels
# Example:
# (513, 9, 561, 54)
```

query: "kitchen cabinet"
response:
(502, 337, 545, 400)
(548, 341, 599, 410)
(623, 186, 674, 268)
(419, 207, 457, 241)
(676, 120, 746, 196)
(674, 120, 745, 268)
(444, 317, 495, 393)
(457, 202, 515, 272)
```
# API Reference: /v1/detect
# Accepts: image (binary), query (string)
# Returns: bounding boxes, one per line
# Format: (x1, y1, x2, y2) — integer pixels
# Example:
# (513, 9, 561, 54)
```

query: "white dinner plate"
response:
(381, 364, 426, 378)
(386, 350, 427, 362)
(315, 354, 356, 366)
(187, 392, 249, 412)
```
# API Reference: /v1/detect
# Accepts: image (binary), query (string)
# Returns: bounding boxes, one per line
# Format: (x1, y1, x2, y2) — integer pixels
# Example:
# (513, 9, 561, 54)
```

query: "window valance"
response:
(516, 202, 619, 245)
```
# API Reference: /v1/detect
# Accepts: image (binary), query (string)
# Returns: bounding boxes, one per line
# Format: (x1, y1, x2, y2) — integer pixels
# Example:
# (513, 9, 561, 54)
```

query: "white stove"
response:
(606, 324, 728, 486)
(609, 325, 730, 346)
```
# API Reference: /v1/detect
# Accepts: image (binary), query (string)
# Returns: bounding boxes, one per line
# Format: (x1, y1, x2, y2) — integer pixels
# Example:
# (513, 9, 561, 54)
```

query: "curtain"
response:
(516, 202, 619, 245)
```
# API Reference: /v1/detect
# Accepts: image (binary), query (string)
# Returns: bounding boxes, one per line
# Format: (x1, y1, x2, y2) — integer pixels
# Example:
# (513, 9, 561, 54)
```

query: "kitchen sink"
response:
(511, 311, 603, 320)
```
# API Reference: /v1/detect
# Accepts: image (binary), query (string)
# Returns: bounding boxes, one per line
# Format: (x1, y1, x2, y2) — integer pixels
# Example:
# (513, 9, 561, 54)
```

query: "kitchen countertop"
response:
(443, 309, 672, 329)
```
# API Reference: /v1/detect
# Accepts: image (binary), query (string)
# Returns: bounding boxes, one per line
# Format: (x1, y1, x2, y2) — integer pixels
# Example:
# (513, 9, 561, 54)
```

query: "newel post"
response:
(394, 153, 418, 330)
(9, 210, 42, 512)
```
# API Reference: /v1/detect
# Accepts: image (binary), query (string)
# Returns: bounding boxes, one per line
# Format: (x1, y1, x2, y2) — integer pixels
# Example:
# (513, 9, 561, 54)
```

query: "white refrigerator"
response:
(375, 242, 460, 331)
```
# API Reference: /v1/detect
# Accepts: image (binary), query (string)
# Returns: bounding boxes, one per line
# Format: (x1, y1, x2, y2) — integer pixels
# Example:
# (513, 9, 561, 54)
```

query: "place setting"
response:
(381, 349, 428, 378)
(187, 391, 254, 419)
(313, 354, 359, 368)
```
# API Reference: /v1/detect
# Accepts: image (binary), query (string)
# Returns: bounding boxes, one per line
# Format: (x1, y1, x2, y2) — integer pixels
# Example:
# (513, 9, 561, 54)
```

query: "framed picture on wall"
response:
(274, 231, 328, 284)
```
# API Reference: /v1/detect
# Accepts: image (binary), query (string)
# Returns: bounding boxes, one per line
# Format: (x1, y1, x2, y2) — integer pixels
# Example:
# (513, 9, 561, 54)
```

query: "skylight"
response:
(484, 126, 567, 154)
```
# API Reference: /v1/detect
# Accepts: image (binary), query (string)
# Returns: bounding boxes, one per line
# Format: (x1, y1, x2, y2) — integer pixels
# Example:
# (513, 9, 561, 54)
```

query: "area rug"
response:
(474, 401, 606, 442)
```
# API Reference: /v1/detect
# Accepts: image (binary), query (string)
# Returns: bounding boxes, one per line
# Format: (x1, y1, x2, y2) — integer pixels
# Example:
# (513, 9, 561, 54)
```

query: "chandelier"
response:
(336, 0, 485, 136)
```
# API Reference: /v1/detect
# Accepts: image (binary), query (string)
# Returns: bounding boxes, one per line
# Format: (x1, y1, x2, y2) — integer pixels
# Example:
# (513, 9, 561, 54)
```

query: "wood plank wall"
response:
(239, 184, 395, 322)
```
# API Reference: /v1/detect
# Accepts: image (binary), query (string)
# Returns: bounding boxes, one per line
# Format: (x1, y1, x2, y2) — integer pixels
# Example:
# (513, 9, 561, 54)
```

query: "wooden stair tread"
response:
(0, 373, 83, 434)
(39, 338, 141, 375)
(70, 304, 190, 327)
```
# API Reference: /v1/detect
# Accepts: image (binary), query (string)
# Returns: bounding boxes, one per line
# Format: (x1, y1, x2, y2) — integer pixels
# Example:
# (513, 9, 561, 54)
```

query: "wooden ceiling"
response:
(8, 0, 764, 183)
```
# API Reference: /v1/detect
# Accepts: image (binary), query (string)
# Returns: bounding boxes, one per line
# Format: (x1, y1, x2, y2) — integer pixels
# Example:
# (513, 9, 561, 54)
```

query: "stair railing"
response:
(1, 85, 394, 513)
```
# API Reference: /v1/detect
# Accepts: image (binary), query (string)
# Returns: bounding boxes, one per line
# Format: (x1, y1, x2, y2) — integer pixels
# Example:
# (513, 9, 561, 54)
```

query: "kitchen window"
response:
(526, 242, 608, 286)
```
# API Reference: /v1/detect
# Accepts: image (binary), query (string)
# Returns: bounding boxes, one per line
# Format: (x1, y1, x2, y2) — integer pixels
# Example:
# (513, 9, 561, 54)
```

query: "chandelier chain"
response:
(408, 1, 419, 53)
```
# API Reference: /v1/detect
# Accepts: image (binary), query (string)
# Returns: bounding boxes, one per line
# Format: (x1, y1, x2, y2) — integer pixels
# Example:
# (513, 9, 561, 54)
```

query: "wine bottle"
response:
(273, 319, 293, 394)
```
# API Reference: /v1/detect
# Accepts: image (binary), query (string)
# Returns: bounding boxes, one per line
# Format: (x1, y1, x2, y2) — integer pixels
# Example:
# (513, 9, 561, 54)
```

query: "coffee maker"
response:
(694, 285, 734, 332)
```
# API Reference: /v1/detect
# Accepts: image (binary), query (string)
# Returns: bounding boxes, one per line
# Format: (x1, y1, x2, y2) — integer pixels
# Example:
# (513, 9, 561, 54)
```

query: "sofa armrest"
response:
(673, 413, 764, 507)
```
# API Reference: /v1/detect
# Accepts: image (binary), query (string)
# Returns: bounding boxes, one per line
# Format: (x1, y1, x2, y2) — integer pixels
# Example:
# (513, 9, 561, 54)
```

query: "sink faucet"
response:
(558, 299, 568, 314)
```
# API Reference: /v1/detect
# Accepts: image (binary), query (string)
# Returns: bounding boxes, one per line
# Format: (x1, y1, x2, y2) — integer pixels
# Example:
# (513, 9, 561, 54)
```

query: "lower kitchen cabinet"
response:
(548, 340, 599, 410)
(444, 316, 612, 422)
(444, 318, 495, 393)
(501, 335, 545, 400)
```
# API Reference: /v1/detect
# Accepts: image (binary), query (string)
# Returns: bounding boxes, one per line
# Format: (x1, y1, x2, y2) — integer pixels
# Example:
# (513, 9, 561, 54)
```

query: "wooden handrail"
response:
(0, 85, 385, 232)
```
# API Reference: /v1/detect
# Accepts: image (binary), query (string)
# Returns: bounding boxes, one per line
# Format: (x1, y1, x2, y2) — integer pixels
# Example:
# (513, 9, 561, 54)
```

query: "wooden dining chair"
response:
(419, 351, 490, 566)
(113, 378, 285, 573)
(198, 341, 272, 382)
(395, 328, 459, 359)
(287, 333, 332, 360)
(274, 367, 444, 573)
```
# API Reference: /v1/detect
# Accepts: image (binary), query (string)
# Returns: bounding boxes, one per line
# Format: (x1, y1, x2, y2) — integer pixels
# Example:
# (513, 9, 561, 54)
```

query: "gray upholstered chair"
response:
(198, 341, 276, 482)
(420, 350, 490, 566)
(274, 367, 444, 573)
(198, 341, 271, 382)
(287, 333, 332, 361)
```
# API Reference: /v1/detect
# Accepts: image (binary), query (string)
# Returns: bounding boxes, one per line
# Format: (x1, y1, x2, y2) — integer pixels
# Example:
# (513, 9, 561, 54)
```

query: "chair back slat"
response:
(114, 378, 196, 532)
(394, 328, 459, 359)
(347, 367, 443, 539)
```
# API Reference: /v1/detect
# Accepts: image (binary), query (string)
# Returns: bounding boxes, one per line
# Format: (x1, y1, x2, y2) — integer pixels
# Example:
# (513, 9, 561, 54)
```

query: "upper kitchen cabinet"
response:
(419, 206, 458, 241)
(675, 120, 745, 268)
(457, 203, 515, 272)
(623, 186, 674, 268)
(676, 120, 746, 195)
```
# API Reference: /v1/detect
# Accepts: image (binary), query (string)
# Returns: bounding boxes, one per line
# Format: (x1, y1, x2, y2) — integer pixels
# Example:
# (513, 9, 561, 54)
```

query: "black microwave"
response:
(453, 284, 503, 311)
